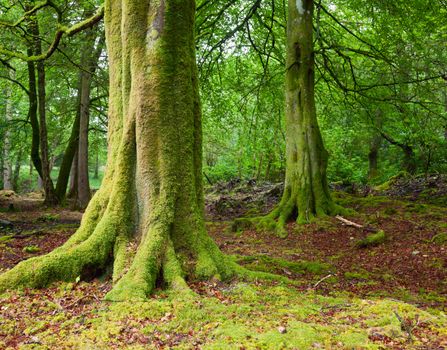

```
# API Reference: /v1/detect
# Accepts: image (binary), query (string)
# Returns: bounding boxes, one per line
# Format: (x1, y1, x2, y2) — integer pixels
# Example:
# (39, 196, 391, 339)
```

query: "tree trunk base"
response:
(0, 187, 287, 300)
(233, 191, 349, 238)
(0, 186, 239, 301)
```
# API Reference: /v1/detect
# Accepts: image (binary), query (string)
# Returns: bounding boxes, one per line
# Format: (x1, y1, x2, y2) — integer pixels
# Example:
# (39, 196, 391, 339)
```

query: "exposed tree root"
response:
(233, 190, 350, 238)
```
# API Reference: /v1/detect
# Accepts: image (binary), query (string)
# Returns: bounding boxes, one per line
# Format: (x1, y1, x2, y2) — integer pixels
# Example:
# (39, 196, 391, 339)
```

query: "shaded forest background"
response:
(0, 0, 446, 195)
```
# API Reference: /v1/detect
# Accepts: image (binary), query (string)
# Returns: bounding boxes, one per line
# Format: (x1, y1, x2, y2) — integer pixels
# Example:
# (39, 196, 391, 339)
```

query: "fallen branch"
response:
(335, 216, 377, 232)
(313, 274, 333, 289)
(335, 216, 363, 228)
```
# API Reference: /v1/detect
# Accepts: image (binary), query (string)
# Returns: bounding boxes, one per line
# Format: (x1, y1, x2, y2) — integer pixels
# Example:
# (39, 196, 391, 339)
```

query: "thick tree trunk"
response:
(2, 69, 14, 191)
(281, 0, 337, 223)
(241, 0, 341, 236)
(0, 0, 236, 301)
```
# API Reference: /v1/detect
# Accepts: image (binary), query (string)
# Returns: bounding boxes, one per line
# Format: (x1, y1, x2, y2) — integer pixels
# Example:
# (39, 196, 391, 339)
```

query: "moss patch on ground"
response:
(1, 280, 446, 349)
(356, 230, 386, 248)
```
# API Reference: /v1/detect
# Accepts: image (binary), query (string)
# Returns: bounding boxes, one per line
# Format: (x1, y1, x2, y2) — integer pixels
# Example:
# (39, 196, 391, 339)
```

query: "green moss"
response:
(356, 230, 386, 248)
(381, 273, 394, 282)
(405, 203, 428, 213)
(231, 217, 255, 233)
(344, 269, 371, 280)
(431, 232, 447, 244)
(374, 171, 408, 192)
(0, 235, 13, 243)
(36, 213, 59, 222)
(23, 245, 41, 253)
(383, 207, 398, 215)
(2, 282, 446, 348)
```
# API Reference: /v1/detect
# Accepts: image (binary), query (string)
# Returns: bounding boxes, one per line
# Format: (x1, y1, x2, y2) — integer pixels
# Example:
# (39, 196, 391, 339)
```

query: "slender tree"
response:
(2, 68, 14, 191)
(26, 11, 58, 204)
(0, 0, 239, 301)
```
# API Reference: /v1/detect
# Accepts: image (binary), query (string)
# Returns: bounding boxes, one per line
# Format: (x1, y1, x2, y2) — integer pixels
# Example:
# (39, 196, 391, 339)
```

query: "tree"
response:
(29, 11, 59, 204)
(2, 68, 14, 191)
(234, 0, 343, 236)
(0, 0, 237, 301)
(279, 0, 338, 223)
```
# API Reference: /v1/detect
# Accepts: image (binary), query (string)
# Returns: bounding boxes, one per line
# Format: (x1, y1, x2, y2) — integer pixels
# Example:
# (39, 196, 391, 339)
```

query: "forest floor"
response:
(0, 178, 446, 349)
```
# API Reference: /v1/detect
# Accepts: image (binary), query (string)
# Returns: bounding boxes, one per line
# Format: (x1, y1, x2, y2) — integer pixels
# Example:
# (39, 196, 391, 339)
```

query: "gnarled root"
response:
(232, 188, 348, 238)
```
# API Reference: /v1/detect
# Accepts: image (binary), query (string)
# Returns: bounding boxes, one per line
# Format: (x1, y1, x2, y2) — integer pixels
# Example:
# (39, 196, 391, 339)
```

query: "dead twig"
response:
(335, 216, 363, 228)
(394, 311, 420, 343)
(335, 216, 377, 232)
(313, 274, 334, 290)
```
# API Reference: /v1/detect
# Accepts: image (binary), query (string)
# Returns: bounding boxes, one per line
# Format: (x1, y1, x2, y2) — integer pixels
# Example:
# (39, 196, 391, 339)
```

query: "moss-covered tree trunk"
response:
(255, 0, 341, 235)
(0, 0, 234, 301)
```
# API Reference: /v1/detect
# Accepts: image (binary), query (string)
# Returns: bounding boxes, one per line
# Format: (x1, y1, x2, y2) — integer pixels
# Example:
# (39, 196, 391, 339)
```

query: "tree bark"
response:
(246, 0, 342, 236)
(26, 48, 42, 182)
(2, 68, 14, 191)
(67, 150, 78, 199)
(0, 0, 237, 301)
(379, 131, 417, 175)
(36, 37, 57, 204)
(402, 145, 416, 174)
(93, 151, 99, 180)
(76, 69, 92, 208)
(75, 29, 104, 208)
(55, 24, 103, 203)
(55, 82, 81, 200)
(27, 12, 58, 204)
(12, 151, 22, 191)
